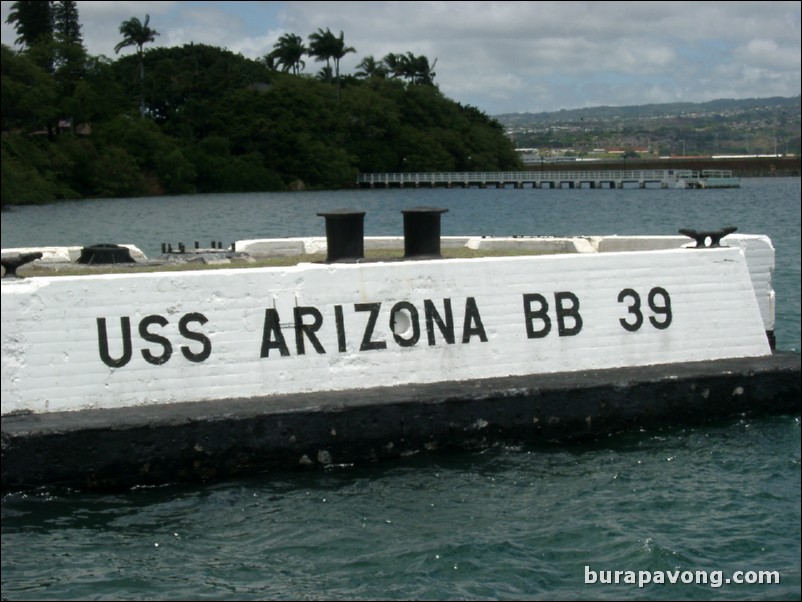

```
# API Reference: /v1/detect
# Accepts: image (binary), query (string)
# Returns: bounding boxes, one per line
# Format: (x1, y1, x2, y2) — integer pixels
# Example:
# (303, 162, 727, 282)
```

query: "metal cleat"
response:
(678, 226, 737, 248)
(1, 252, 43, 279)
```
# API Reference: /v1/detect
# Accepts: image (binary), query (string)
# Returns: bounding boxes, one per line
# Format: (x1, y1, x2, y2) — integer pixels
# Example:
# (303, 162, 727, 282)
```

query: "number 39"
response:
(617, 287, 672, 331)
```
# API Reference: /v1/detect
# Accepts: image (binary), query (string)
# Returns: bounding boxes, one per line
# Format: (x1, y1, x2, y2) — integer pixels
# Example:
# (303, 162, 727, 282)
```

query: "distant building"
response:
(515, 148, 542, 165)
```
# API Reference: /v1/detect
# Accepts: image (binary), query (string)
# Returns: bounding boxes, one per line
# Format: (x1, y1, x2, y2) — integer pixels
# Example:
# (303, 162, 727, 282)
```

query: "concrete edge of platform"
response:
(2, 352, 799, 492)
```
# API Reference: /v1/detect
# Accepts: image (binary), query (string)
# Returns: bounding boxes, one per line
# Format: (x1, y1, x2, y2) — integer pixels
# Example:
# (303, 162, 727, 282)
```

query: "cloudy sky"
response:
(2, 1, 800, 115)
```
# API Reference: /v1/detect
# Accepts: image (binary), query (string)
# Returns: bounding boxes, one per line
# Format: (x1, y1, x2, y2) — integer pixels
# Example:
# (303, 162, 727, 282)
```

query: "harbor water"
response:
(1, 178, 800, 600)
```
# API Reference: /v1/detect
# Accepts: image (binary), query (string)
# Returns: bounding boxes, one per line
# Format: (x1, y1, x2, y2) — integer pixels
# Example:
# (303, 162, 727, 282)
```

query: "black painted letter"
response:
(648, 287, 673, 329)
(97, 317, 133, 368)
(462, 297, 488, 343)
(294, 306, 326, 355)
(334, 305, 347, 352)
(617, 288, 643, 332)
(260, 308, 290, 357)
(139, 314, 173, 365)
(523, 293, 551, 339)
(391, 301, 420, 347)
(355, 303, 386, 351)
(179, 312, 212, 362)
(554, 292, 583, 336)
(424, 299, 455, 345)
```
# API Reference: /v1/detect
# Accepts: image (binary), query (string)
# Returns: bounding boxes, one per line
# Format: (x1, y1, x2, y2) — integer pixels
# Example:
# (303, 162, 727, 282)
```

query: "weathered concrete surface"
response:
(1, 246, 772, 415)
(2, 352, 798, 492)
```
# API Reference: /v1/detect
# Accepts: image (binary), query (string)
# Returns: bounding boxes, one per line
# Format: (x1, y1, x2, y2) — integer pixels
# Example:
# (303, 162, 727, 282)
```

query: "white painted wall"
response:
(4, 235, 773, 333)
(1, 246, 770, 415)
(235, 234, 774, 333)
(588, 234, 774, 331)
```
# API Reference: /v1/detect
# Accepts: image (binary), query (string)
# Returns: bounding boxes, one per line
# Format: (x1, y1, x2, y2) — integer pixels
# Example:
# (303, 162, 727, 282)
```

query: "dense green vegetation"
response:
(2, 8, 520, 205)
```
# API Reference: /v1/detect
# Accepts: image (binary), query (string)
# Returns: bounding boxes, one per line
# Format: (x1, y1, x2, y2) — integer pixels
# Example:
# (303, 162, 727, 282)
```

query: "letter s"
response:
(179, 312, 212, 362)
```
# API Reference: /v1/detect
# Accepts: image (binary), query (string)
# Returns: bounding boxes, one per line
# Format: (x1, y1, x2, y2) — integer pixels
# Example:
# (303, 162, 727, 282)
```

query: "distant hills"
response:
(494, 95, 801, 125)
(495, 96, 801, 157)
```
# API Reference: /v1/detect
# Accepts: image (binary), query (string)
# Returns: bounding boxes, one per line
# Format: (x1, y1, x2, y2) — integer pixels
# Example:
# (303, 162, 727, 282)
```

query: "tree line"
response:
(2, 2, 521, 205)
(268, 29, 437, 87)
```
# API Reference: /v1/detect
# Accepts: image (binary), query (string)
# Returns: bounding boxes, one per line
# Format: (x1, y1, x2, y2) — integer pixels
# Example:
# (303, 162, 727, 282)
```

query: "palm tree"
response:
(382, 53, 405, 79)
(308, 28, 354, 99)
(407, 53, 437, 85)
(114, 14, 159, 117)
(383, 52, 437, 85)
(6, 0, 52, 50)
(330, 31, 355, 82)
(355, 55, 388, 79)
(6, 0, 54, 71)
(316, 64, 333, 82)
(267, 33, 306, 75)
(307, 27, 335, 81)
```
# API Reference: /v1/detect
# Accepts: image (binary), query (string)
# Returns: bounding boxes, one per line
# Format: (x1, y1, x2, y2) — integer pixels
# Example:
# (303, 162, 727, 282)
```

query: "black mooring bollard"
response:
(1, 252, 43, 278)
(77, 244, 135, 265)
(679, 226, 737, 248)
(317, 209, 366, 263)
(402, 207, 449, 259)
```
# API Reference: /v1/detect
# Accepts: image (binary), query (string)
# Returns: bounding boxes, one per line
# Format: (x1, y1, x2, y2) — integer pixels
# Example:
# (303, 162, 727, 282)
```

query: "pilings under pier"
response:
(356, 170, 739, 189)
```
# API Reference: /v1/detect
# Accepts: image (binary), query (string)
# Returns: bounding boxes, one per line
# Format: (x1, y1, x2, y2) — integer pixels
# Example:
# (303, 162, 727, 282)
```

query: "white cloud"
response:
(739, 38, 802, 71)
(1, 0, 799, 113)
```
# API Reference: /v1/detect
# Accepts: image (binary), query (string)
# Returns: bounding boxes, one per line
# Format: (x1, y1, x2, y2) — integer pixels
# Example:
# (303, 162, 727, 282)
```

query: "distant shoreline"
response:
(523, 156, 801, 177)
(2, 157, 798, 207)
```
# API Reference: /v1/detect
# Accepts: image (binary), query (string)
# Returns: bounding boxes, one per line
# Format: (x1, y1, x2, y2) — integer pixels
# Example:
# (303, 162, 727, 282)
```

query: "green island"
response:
(1, 3, 520, 205)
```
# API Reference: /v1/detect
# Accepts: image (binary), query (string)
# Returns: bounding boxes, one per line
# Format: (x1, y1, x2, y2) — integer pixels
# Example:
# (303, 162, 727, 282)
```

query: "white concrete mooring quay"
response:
(1, 213, 797, 492)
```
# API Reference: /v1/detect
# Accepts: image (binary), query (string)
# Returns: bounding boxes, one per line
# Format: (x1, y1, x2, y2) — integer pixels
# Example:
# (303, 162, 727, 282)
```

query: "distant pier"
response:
(356, 169, 739, 189)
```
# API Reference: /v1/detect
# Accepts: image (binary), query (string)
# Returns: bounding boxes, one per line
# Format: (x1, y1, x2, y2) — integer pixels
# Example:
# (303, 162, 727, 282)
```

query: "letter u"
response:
(97, 317, 133, 367)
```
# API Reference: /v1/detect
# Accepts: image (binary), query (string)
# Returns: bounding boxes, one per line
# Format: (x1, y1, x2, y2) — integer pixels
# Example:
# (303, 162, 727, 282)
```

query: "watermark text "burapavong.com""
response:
(585, 565, 781, 588)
